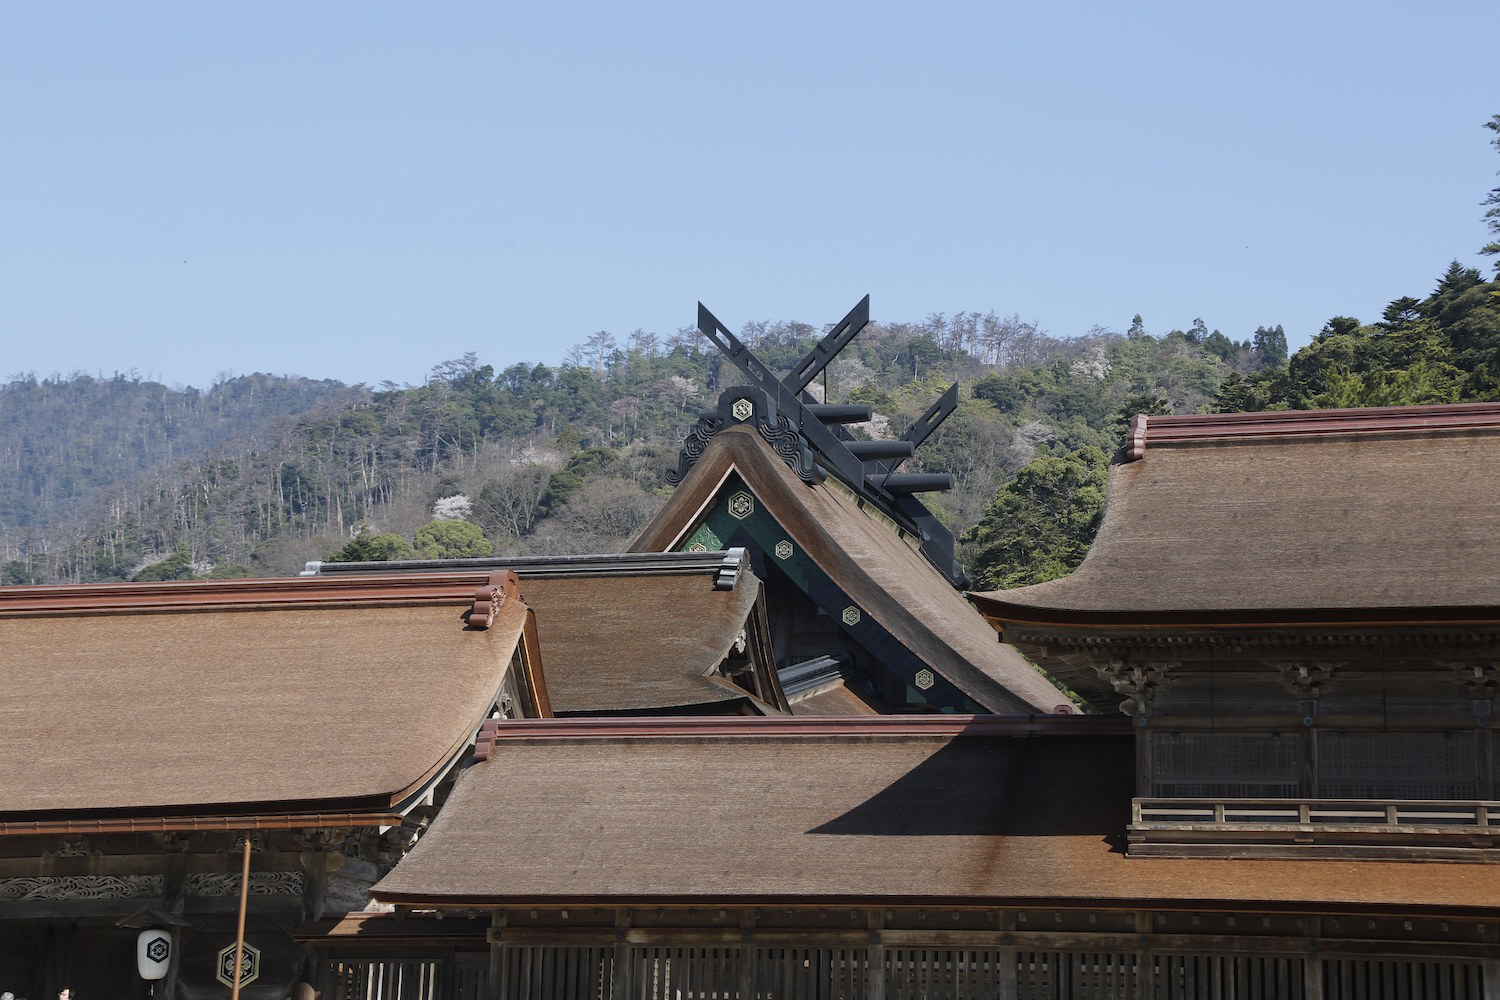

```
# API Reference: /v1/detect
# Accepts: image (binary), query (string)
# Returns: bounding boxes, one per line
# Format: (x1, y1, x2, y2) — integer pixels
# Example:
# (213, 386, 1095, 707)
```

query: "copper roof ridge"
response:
(0, 571, 524, 617)
(483, 714, 1130, 741)
(1123, 402, 1500, 461)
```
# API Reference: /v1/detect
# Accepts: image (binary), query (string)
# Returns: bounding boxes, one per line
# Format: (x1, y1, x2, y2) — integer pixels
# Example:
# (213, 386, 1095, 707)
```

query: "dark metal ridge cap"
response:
(478, 714, 1130, 741)
(304, 549, 748, 588)
(1123, 402, 1500, 461)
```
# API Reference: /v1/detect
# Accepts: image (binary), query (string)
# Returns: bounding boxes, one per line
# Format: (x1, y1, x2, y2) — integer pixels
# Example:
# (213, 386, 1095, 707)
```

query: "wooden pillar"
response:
(1304, 954, 1324, 1000)
(1479, 723, 1496, 799)
(1136, 719, 1153, 797)
(297, 847, 329, 991)
(611, 909, 633, 1000)
(488, 910, 506, 1000)
(162, 849, 187, 1000)
(995, 910, 1019, 1000)
(736, 909, 756, 999)
(1302, 714, 1320, 798)
(1304, 918, 1324, 1000)
(867, 909, 886, 1000)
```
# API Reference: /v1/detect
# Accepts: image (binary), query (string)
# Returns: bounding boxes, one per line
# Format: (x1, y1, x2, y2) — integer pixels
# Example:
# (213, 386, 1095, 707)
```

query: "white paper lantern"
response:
(137, 929, 171, 980)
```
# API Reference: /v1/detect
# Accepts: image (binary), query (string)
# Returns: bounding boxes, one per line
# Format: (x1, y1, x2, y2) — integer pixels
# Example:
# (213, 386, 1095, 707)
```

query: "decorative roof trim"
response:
(473, 718, 501, 761)
(1125, 413, 1149, 461)
(477, 714, 1129, 742)
(468, 570, 518, 630)
(0, 572, 520, 618)
(1121, 402, 1500, 462)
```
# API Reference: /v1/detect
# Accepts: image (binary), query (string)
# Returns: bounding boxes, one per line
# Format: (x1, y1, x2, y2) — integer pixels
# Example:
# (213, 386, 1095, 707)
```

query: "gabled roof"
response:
(307, 550, 783, 715)
(970, 403, 1500, 632)
(371, 716, 1499, 915)
(0, 573, 535, 831)
(630, 426, 1064, 714)
(517, 566, 769, 714)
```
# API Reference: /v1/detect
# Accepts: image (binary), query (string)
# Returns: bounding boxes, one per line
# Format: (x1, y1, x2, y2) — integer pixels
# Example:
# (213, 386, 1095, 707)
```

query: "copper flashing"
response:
(0, 811, 401, 837)
(479, 714, 1130, 742)
(1122, 402, 1500, 461)
(519, 607, 553, 718)
(0, 572, 522, 618)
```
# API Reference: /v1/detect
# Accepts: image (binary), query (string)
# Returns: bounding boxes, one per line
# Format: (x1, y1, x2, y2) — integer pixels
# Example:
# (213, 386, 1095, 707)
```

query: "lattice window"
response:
(1319, 732, 1478, 799)
(1152, 732, 1301, 798)
(1155, 953, 1305, 999)
(498, 945, 613, 1000)
(631, 945, 740, 999)
(884, 949, 1008, 999)
(1323, 957, 1485, 999)
(1017, 950, 1140, 999)
(326, 959, 440, 1000)
(453, 956, 488, 1000)
(751, 946, 873, 999)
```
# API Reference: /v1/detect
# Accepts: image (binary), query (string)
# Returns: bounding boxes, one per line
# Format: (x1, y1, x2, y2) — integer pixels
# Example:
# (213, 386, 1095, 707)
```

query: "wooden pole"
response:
(231, 834, 251, 1000)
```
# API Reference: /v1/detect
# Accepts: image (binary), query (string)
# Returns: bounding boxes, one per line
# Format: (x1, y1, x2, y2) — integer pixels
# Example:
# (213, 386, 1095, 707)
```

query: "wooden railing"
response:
(1129, 798, 1499, 860)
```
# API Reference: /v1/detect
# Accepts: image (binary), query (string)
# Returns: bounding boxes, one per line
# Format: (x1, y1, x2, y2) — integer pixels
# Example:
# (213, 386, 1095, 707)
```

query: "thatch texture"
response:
(374, 722, 1498, 911)
(972, 406, 1500, 624)
(0, 594, 525, 816)
(521, 572, 759, 713)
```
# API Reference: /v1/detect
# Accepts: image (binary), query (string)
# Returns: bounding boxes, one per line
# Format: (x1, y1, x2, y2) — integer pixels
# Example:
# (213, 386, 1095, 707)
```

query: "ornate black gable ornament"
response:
(667, 296, 969, 588)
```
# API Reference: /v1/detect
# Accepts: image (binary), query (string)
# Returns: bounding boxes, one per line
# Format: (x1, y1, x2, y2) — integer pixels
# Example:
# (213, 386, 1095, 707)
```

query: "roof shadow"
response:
(807, 732, 1133, 838)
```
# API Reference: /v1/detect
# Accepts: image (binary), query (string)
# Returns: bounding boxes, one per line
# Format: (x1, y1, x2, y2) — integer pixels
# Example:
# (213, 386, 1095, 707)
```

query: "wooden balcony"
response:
(1129, 798, 1500, 861)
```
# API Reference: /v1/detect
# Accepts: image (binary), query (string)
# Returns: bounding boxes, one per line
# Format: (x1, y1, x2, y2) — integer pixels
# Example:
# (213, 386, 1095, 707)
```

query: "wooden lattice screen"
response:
(1152, 732, 1300, 797)
(498, 945, 613, 999)
(1319, 732, 1478, 799)
(1323, 957, 1485, 998)
(337, 945, 1487, 999)
(326, 958, 442, 1000)
(885, 949, 1010, 999)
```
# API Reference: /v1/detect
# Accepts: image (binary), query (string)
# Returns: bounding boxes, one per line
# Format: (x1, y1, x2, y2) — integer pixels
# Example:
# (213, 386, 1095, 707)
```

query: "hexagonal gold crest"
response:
(216, 941, 261, 988)
(841, 606, 861, 627)
(774, 539, 793, 560)
(914, 669, 935, 691)
(728, 491, 755, 520)
(731, 397, 754, 422)
(686, 542, 708, 552)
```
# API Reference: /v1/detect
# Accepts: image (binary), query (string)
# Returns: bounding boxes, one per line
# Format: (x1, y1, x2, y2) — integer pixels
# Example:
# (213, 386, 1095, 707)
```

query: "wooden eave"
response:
(369, 890, 1500, 922)
(468, 714, 1131, 742)
(972, 597, 1500, 642)
(0, 810, 403, 838)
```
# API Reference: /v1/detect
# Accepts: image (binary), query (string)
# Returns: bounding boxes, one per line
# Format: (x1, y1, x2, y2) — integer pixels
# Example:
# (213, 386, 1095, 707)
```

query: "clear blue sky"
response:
(3, 2, 1495, 389)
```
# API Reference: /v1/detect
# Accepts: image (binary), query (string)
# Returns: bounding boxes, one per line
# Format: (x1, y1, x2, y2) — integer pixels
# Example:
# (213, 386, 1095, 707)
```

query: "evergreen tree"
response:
(963, 446, 1108, 591)
(1482, 114, 1500, 269)
(330, 529, 416, 563)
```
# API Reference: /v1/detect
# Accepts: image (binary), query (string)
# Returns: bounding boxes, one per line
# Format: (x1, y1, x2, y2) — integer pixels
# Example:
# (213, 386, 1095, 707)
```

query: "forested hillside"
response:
(5, 117, 1496, 588)
(0, 311, 1271, 584)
